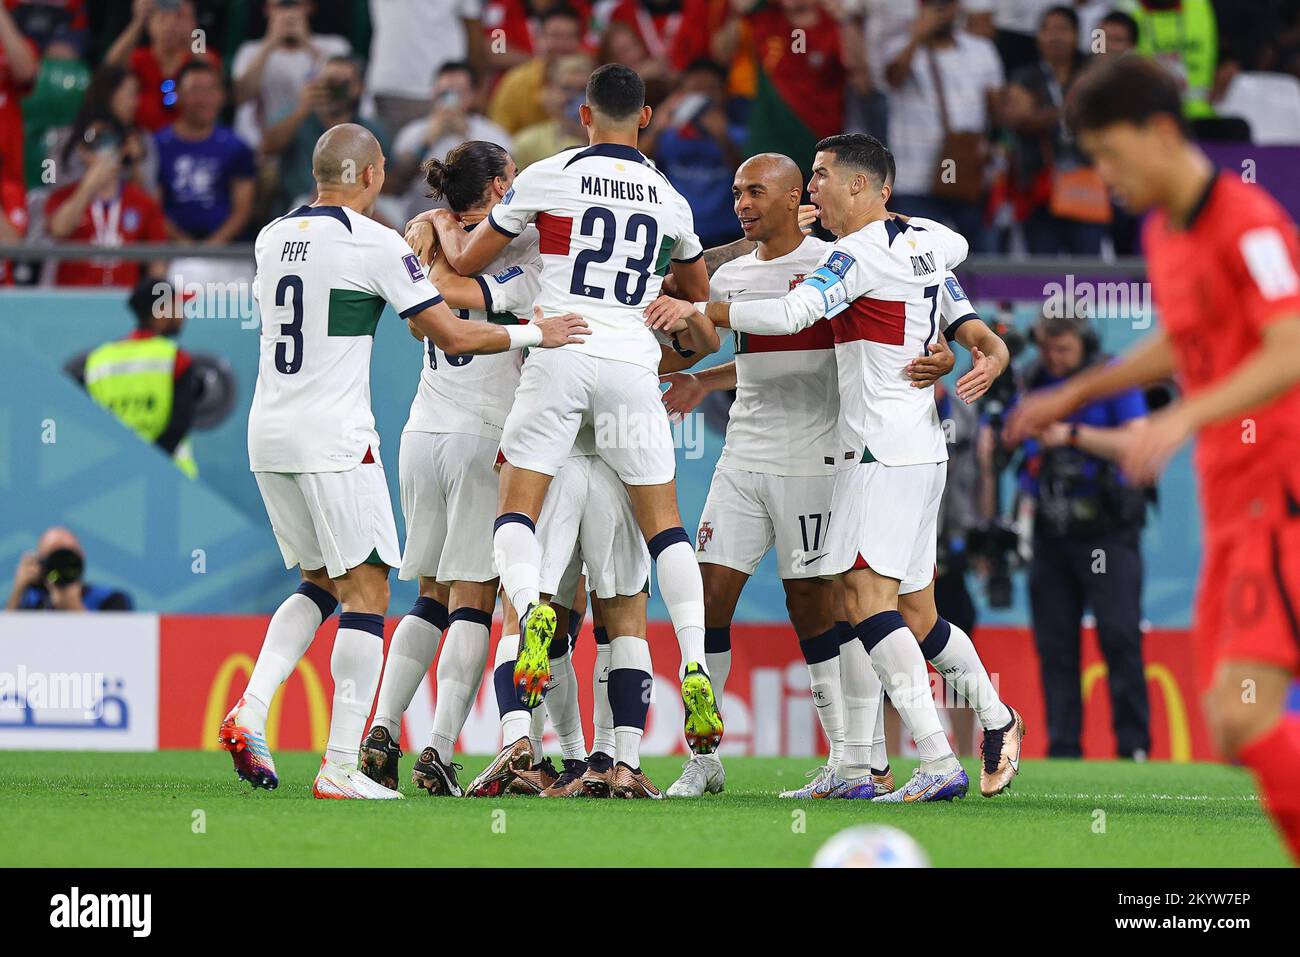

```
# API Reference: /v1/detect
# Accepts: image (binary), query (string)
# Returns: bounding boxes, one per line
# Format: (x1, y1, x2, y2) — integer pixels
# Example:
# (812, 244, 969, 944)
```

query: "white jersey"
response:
(710, 236, 842, 476)
(728, 216, 970, 467)
(404, 226, 542, 439)
(487, 143, 703, 372)
(249, 204, 443, 473)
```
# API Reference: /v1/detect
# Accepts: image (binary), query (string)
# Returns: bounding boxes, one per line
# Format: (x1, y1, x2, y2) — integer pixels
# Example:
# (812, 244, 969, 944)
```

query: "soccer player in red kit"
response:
(1007, 56, 1300, 862)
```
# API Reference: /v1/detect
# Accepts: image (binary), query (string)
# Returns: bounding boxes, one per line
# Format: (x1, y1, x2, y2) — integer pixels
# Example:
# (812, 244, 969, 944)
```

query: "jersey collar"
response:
(562, 143, 651, 169)
(1177, 168, 1221, 231)
(284, 204, 353, 232)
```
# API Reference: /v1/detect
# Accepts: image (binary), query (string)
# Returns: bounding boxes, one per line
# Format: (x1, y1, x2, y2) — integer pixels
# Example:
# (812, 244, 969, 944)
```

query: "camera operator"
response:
(1007, 311, 1151, 760)
(6, 527, 133, 612)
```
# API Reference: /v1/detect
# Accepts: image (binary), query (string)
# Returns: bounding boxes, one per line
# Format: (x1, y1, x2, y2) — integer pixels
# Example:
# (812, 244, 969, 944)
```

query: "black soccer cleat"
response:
(411, 746, 464, 797)
(358, 725, 402, 791)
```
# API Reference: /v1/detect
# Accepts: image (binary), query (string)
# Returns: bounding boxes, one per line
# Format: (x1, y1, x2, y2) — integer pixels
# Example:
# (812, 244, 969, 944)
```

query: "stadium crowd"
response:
(1, 0, 1298, 287)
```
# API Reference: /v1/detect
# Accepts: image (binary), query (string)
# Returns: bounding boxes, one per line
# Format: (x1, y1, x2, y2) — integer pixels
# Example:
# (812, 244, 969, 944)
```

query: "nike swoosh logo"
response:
(799, 554, 825, 566)
(813, 701, 832, 709)
(902, 771, 959, 802)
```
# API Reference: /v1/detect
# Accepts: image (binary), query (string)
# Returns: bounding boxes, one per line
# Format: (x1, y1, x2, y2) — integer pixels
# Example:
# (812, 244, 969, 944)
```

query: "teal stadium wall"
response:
(0, 288, 1200, 625)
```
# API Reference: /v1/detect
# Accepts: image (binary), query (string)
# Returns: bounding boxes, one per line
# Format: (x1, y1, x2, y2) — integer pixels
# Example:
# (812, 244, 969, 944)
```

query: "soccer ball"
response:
(811, 825, 930, 868)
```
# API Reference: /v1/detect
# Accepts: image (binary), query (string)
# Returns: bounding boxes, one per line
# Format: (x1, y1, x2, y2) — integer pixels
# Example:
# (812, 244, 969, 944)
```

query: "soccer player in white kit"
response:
(353, 141, 545, 796)
(220, 124, 587, 799)
(650, 133, 1020, 802)
(428, 64, 724, 755)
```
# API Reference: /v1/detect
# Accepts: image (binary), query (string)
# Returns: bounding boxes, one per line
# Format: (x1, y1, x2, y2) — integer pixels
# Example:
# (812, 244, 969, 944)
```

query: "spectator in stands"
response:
(45, 119, 168, 287)
(0, 159, 26, 284)
(1002, 5, 1105, 254)
(643, 58, 744, 248)
(18, 24, 89, 191)
(73, 276, 201, 478)
(0, 2, 39, 190)
(602, 0, 684, 87)
(966, 0, 1058, 75)
(511, 51, 593, 169)
(155, 60, 255, 244)
(879, 0, 1004, 248)
(1096, 8, 1137, 57)
(231, 0, 351, 150)
(1006, 311, 1151, 760)
(104, 0, 223, 133)
(481, 0, 594, 72)
(387, 61, 511, 223)
(596, 18, 671, 106)
(488, 5, 584, 134)
(1127, 0, 1236, 120)
(58, 65, 160, 193)
(6, 527, 133, 611)
(366, 0, 487, 136)
(261, 55, 386, 211)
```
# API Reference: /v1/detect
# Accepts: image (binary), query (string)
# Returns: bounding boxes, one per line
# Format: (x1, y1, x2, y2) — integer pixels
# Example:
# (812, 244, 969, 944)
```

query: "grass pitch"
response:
(0, 751, 1287, 867)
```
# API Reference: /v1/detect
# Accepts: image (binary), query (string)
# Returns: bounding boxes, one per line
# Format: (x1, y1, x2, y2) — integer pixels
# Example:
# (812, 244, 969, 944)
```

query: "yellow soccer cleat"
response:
(513, 602, 557, 709)
(681, 662, 724, 755)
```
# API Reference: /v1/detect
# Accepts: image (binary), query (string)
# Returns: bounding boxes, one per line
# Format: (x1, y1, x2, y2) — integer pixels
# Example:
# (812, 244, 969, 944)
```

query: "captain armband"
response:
(802, 266, 851, 318)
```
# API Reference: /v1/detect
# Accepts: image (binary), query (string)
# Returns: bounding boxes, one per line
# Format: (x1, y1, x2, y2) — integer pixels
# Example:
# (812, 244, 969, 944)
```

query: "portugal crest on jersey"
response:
(697, 521, 714, 552)
(788, 273, 806, 290)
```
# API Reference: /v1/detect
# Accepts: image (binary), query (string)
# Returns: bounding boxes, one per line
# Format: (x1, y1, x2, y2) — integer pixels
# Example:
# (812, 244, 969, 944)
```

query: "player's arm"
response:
(660, 360, 737, 416)
(1004, 330, 1177, 442)
(428, 208, 513, 276)
(406, 300, 587, 355)
(429, 252, 489, 311)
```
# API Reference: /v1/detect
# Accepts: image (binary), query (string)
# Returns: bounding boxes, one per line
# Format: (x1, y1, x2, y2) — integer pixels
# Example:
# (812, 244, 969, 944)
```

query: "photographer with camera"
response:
(1005, 310, 1151, 760)
(6, 527, 133, 612)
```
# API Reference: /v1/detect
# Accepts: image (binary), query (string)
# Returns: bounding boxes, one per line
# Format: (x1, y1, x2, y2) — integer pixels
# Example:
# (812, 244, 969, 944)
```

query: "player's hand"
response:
(907, 336, 954, 388)
(644, 295, 698, 334)
(1118, 408, 1193, 486)
(533, 306, 589, 347)
(1003, 385, 1076, 444)
(660, 371, 707, 416)
(798, 204, 819, 234)
(954, 345, 998, 403)
(404, 220, 437, 264)
(11, 551, 41, 593)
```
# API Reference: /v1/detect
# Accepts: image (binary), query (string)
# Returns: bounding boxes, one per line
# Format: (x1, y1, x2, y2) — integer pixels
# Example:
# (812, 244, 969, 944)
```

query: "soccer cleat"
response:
(680, 662, 724, 755)
(980, 707, 1025, 797)
(779, 766, 873, 799)
(465, 737, 533, 797)
(779, 765, 832, 798)
(514, 603, 557, 708)
(581, 751, 616, 798)
(313, 758, 404, 799)
(872, 765, 969, 803)
(508, 756, 560, 795)
(358, 725, 402, 791)
(411, 746, 463, 797)
(666, 753, 725, 797)
(872, 766, 896, 796)
(219, 696, 278, 790)
(538, 759, 589, 798)
(609, 762, 663, 799)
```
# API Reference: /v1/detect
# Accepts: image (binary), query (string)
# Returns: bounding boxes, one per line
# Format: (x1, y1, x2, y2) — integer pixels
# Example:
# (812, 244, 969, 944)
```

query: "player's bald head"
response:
(312, 123, 383, 189)
(736, 153, 803, 194)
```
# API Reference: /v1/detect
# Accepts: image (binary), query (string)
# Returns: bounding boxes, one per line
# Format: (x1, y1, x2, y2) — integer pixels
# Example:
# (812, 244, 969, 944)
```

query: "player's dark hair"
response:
(814, 133, 895, 189)
(1067, 55, 1186, 135)
(423, 140, 511, 213)
(586, 62, 645, 121)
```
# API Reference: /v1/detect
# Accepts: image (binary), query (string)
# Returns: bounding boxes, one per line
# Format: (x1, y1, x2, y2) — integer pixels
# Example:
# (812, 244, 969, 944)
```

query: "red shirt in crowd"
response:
(0, 26, 37, 188)
(606, 0, 684, 62)
(747, 5, 844, 139)
(45, 180, 168, 287)
(481, 0, 594, 56)
(0, 175, 26, 284)
(128, 46, 222, 132)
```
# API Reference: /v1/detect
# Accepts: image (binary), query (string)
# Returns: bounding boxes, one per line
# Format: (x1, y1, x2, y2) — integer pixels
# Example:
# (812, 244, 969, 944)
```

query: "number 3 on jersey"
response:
(274, 274, 304, 374)
(570, 206, 659, 306)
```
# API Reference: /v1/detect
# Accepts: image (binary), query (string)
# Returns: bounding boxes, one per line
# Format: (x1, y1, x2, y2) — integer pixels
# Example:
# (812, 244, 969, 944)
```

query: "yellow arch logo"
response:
(1082, 662, 1192, 762)
(203, 653, 330, 752)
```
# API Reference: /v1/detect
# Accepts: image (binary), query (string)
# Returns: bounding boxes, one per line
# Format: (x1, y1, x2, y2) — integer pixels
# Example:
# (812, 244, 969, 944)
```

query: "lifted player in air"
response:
(428, 64, 724, 757)
(1009, 56, 1300, 860)
(223, 125, 586, 799)
(649, 134, 1022, 803)
(357, 141, 546, 796)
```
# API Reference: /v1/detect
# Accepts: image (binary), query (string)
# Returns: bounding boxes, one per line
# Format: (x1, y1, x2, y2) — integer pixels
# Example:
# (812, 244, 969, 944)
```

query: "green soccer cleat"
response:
(513, 602, 557, 708)
(681, 662, 724, 755)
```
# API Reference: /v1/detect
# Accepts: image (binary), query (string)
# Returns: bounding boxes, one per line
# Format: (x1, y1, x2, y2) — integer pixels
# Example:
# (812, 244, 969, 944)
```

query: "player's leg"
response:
(900, 581, 1022, 797)
(582, 595, 617, 793)
(599, 592, 661, 799)
(1208, 662, 1300, 862)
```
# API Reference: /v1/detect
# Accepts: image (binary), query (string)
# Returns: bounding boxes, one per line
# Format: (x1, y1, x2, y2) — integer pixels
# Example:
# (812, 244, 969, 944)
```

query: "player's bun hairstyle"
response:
(586, 63, 645, 121)
(813, 133, 895, 190)
(1066, 55, 1186, 136)
(422, 141, 511, 214)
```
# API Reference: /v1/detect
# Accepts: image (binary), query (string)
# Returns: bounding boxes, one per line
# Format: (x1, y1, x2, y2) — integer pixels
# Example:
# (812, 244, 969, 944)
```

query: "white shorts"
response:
(500, 349, 676, 485)
(255, 462, 401, 580)
(827, 460, 946, 594)
(538, 455, 651, 603)
(696, 467, 838, 580)
(397, 430, 500, 583)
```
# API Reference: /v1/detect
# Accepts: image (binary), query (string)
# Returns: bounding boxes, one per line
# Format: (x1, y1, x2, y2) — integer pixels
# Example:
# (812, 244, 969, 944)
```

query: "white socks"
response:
(546, 648, 588, 761)
(920, 618, 1012, 731)
(649, 531, 706, 672)
(324, 612, 385, 768)
(245, 582, 336, 715)
(429, 609, 491, 760)
(372, 596, 447, 739)
(494, 633, 532, 746)
(493, 514, 541, 613)
(837, 631, 879, 779)
(592, 629, 615, 758)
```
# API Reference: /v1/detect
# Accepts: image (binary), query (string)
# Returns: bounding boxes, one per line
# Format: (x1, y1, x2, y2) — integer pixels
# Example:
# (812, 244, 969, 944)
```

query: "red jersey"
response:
(129, 47, 222, 132)
(0, 176, 26, 284)
(1144, 172, 1300, 533)
(45, 181, 168, 287)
